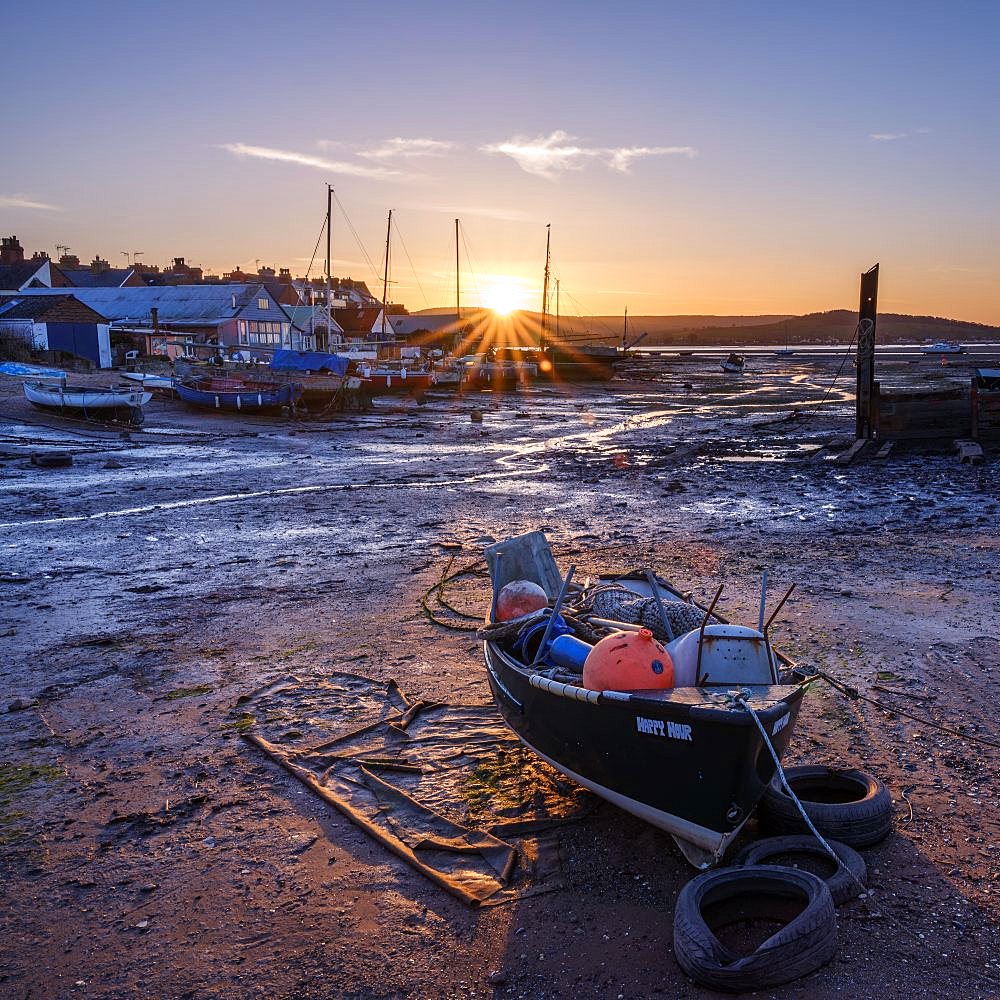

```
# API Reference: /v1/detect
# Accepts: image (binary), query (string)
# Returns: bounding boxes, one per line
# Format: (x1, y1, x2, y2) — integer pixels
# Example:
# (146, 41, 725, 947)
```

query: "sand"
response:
(1, 352, 998, 999)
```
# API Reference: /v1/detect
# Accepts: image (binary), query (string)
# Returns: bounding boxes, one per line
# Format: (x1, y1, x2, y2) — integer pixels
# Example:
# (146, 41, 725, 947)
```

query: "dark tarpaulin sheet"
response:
(239, 672, 593, 905)
(270, 350, 349, 375)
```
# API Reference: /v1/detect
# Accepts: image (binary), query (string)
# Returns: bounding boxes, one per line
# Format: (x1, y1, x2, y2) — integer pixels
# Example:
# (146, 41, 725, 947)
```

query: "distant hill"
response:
(405, 307, 1000, 346)
(671, 310, 1000, 347)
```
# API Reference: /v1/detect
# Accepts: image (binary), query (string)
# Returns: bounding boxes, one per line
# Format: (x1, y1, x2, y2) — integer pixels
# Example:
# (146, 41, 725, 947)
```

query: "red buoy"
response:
(496, 579, 549, 622)
(583, 628, 674, 692)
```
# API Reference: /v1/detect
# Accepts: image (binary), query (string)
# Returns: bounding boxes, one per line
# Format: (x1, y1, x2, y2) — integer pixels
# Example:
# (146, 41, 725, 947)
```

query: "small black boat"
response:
(481, 532, 807, 867)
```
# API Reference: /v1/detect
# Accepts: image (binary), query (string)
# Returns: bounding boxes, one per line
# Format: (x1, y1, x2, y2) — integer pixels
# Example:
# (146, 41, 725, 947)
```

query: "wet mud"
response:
(1, 353, 999, 999)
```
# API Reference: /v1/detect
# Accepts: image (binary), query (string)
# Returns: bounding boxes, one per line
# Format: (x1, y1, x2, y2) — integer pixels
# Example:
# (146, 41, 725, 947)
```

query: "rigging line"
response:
(295, 215, 328, 307)
(802, 322, 860, 417)
(459, 226, 484, 303)
(331, 191, 383, 289)
(391, 215, 430, 310)
(561, 289, 619, 339)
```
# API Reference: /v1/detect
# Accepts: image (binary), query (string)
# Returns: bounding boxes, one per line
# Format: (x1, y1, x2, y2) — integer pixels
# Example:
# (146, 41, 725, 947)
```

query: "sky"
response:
(2, 1, 998, 323)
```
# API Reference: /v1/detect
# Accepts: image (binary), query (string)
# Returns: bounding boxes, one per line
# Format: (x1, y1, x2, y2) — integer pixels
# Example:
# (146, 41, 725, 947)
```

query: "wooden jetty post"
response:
(856, 263, 879, 440)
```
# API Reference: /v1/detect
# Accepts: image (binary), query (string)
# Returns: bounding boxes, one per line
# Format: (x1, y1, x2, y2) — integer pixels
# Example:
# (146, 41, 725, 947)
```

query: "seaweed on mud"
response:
(0, 763, 65, 845)
(163, 684, 213, 701)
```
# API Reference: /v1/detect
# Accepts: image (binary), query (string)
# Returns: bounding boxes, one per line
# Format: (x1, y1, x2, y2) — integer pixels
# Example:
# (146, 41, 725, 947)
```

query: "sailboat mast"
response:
(555, 279, 560, 340)
(325, 185, 333, 348)
(455, 218, 460, 322)
(381, 209, 392, 339)
(623, 306, 628, 350)
(540, 223, 551, 348)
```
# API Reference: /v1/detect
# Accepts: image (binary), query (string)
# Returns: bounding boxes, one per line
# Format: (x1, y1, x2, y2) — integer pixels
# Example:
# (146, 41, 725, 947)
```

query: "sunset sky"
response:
(2, 2, 998, 323)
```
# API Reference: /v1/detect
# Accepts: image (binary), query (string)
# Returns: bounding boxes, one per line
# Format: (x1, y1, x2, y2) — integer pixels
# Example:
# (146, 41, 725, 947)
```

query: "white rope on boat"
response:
(528, 673, 601, 704)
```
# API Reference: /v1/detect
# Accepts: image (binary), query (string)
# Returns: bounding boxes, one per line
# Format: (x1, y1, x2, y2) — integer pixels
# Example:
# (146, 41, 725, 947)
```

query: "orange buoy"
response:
(583, 628, 674, 692)
(496, 579, 549, 622)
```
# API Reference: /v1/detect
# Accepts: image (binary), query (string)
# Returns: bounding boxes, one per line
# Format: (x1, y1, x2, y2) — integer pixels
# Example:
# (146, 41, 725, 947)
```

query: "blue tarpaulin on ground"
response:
(0, 362, 67, 378)
(270, 350, 349, 375)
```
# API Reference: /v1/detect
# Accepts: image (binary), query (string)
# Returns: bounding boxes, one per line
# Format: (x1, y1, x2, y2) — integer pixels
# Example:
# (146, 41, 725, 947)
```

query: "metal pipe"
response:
(531, 564, 575, 665)
(758, 569, 769, 632)
(645, 569, 674, 641)
(764, 583, 796, 633)
(585, 616, 644, 632)
(488, 552, 503, 623)
(695, 585, 725, 686)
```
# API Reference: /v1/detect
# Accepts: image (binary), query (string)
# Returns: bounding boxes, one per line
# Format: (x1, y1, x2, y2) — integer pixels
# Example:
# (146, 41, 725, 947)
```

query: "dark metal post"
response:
(381, 210, 392, 341)
(540, 224, 550, 348)
(325, 185, 333, 350)
(856, 263, 879, 439)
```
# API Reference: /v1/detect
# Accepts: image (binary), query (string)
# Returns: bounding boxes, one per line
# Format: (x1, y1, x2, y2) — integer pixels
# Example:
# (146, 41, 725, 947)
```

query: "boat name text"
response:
(772, 712, 790, 736)
(636, 716, 693, 741)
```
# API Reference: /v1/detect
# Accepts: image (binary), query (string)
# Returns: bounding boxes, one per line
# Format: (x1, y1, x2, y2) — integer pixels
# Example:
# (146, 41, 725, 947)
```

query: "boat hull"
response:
(23, 382, 151, 423)
(351, 366, 434, 396)
(541, 348, 617, 381)
(484, 640, 803, 863)
(175, 378, 301, 412)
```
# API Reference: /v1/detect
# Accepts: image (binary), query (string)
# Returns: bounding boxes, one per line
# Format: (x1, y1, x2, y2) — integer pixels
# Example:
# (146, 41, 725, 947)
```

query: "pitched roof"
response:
(0, 293, 108, 323)
(0, 260, 49, 291)
(12, 283, 287, 327)
(284, 305, 344, 334)
(63, 267, 139, 288)
(390, 313, 461, 336)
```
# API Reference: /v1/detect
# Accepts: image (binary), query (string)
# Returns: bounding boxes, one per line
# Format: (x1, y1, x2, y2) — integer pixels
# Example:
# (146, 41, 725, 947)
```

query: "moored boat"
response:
(175, 375, 301, 413)
(921, 341, 965, 354)
(22, 380, 151, 425)
(720, 352, 746, 374)
(481, 531, 807, 867)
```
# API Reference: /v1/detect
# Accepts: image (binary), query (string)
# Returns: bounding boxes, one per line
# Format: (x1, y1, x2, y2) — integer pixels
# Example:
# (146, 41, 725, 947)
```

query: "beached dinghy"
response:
(481, 532, 807, 868)
(23, 380, 151, 424)
(120, 371, 175, 391)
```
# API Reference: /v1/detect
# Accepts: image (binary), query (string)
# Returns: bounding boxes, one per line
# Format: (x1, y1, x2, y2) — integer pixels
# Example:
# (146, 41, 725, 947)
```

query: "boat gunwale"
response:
(484, 639, 804, 727)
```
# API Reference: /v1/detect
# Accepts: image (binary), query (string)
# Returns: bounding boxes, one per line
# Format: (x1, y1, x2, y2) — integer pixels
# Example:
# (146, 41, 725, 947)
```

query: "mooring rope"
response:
(737, 694, 866, 893)
(815, 670, 1000, 751)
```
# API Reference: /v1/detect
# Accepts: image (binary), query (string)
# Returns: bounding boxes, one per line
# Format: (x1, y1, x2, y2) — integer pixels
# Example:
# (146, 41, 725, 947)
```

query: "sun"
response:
(481, 277, 530, 316)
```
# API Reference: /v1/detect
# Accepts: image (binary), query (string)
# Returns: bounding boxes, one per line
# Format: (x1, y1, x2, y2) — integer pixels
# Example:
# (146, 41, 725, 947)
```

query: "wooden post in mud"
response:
(856, 263, 879, 439)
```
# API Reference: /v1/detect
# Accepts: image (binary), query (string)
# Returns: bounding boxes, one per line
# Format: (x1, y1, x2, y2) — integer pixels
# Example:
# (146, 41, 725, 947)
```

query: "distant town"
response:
(2, 233, 997, 374)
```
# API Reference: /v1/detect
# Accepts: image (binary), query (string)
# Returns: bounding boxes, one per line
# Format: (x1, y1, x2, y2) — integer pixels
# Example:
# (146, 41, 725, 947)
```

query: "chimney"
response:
(150, 307, 159, 334)
(90, 255, 109, 274)
(1, 236, 25, 265)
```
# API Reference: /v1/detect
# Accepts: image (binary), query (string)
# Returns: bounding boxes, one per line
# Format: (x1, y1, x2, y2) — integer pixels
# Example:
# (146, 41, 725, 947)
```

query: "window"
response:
(240, 319, 284, 346)
(257, 297, 270, 310)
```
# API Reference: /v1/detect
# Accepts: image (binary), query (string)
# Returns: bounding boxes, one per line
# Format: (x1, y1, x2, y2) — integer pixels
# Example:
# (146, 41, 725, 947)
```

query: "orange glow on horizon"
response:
(479, 276, 534, 317)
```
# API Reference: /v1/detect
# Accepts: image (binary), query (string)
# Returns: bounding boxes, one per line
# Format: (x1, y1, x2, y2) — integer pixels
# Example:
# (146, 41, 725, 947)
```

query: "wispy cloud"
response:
(409, 202, 537, 223)
(869, 132, 909, 142)
(482, 130, 696, 179)
(356, 137, 455, 160)
(219, 142, 401, 180)
(0, 194, 60, 212)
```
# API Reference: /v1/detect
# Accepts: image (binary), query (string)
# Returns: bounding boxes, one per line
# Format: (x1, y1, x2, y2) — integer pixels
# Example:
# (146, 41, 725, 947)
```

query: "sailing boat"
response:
(773, 320, 795, 357)
(344, 209, 436, 396)
(536, 225, 619, 382)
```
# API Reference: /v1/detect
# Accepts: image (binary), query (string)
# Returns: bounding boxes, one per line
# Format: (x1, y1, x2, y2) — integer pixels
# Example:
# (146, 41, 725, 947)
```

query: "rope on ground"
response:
(420, 554, 490, 632)
(816, 670, 1000, 751)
